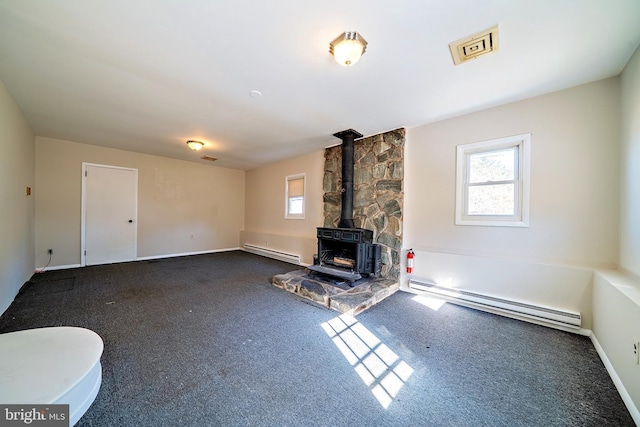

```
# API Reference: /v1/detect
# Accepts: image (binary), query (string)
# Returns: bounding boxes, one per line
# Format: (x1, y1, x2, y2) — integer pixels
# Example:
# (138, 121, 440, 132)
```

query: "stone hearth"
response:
(272, 270, 398, 316)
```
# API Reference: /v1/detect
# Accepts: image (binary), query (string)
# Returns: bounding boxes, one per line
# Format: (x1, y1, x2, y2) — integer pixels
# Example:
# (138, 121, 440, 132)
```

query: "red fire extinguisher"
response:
(407, 249, 415, 274)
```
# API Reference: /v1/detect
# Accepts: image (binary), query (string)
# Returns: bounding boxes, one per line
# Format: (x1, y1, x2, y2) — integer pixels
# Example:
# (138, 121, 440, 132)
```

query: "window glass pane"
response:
(469, 147, 516, 183)
(289, 196, 303, 215)
(455, 134, 529, 226)
(467, 184, 515, 215)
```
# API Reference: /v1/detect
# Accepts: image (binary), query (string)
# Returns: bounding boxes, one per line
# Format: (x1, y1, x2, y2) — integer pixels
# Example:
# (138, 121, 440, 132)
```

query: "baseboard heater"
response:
(409, 279, 581, 330)
(243, 244, 301, 265)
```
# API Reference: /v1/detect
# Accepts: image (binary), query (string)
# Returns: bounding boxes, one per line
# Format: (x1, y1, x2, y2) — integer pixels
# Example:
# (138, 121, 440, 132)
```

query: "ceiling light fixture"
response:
(186, 140, 204, 151)
(329, 31, 368, 66)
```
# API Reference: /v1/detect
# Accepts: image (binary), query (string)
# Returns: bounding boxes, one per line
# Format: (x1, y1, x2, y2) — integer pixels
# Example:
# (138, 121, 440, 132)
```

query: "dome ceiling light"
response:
(186, 140, 204, 150)
(329, 31, 368, 67)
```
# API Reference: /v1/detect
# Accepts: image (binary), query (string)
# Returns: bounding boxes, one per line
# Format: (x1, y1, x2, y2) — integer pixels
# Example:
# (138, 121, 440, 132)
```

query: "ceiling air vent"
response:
(449, 25, 499, 65)
(200, 155, 217, 162)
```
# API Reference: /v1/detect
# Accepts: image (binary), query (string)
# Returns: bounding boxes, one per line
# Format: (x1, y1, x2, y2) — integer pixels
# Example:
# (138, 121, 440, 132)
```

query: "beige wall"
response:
(620, 46, 640, 279)
(405, 78, 620, 267)
(241, 149, 324, 264)
(591, 46, 640, 422)
(35, 137, 245, 267)
(0, 81, 35, 315)
(593, 270, 640, 422)
(403, 78, 622, 329)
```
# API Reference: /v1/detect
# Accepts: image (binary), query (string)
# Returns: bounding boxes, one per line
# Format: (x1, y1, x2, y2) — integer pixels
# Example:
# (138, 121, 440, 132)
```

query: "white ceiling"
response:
(1, 1, 639, 170)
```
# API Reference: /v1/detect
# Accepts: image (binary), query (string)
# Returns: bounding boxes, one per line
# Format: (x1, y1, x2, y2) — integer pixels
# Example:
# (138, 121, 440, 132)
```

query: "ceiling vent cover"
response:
(449, 26, 499, 65)
(200, 155, 217, 162)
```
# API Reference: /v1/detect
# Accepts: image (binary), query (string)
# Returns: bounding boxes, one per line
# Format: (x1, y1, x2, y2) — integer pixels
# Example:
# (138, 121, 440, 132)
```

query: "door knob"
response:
(128, 220, 133, 223)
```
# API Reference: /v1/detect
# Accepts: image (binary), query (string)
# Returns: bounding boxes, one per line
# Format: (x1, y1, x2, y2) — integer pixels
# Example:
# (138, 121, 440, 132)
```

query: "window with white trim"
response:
(285, 173, 305, 219)
(455, 133, 530, 227)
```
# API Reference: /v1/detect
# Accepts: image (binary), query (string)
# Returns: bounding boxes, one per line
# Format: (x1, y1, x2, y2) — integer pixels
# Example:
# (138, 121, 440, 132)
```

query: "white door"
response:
(83, 163, 138, 266)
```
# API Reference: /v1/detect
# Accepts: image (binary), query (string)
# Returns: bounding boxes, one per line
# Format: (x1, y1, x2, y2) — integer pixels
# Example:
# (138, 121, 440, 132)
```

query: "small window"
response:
(285, 174, 305, 219)
(455, 134, 530, 227)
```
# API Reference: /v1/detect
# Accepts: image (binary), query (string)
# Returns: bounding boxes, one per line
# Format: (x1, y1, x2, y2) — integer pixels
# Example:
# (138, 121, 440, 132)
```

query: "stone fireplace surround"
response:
(323, 128, 404, 280)
(272, 128, 405, 315)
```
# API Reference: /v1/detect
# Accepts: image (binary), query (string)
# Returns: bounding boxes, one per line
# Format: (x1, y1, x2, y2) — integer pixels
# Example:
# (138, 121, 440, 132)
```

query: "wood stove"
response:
(308, 129, 382, 283)
(310, 226, 381, 282)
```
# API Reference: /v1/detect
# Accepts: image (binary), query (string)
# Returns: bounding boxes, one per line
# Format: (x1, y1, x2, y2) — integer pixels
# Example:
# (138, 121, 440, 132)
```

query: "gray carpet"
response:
(0, 251, 634, 426)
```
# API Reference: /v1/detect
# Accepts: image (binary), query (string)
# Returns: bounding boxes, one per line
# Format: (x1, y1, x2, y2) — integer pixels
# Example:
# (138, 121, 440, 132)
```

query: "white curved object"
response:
(0, 327, 103, 426)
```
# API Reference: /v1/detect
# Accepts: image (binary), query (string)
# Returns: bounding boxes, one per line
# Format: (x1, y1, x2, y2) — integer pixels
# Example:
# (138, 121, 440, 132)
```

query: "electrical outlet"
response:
(634, 339, 639, 365)
(47, 248, 53, 255)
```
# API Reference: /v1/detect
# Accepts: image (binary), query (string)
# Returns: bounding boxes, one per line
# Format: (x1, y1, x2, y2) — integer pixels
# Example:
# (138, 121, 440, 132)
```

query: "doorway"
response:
(82, 163, 138, 266)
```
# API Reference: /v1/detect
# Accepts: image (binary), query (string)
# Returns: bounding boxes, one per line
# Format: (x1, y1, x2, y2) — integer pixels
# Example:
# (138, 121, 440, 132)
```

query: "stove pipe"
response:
(333, 129, 363, 229)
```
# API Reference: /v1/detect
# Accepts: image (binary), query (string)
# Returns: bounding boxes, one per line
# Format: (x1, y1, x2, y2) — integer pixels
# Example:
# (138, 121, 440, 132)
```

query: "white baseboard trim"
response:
(35, 263, 82, 272)
(590, 331, 640, 424)
(574, 328, 593, 337)
(136, 247, 241, 261)
(34, 248, 242, 272)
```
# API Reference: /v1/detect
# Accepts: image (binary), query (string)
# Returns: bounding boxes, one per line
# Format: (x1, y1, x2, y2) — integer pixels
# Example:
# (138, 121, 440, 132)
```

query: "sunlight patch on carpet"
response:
(321, 314, 413, 409)
(412, 294, 448, 311)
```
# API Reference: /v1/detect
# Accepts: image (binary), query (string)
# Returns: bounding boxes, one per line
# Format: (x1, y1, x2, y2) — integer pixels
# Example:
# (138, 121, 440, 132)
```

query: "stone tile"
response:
(271, 270, 399, 316)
